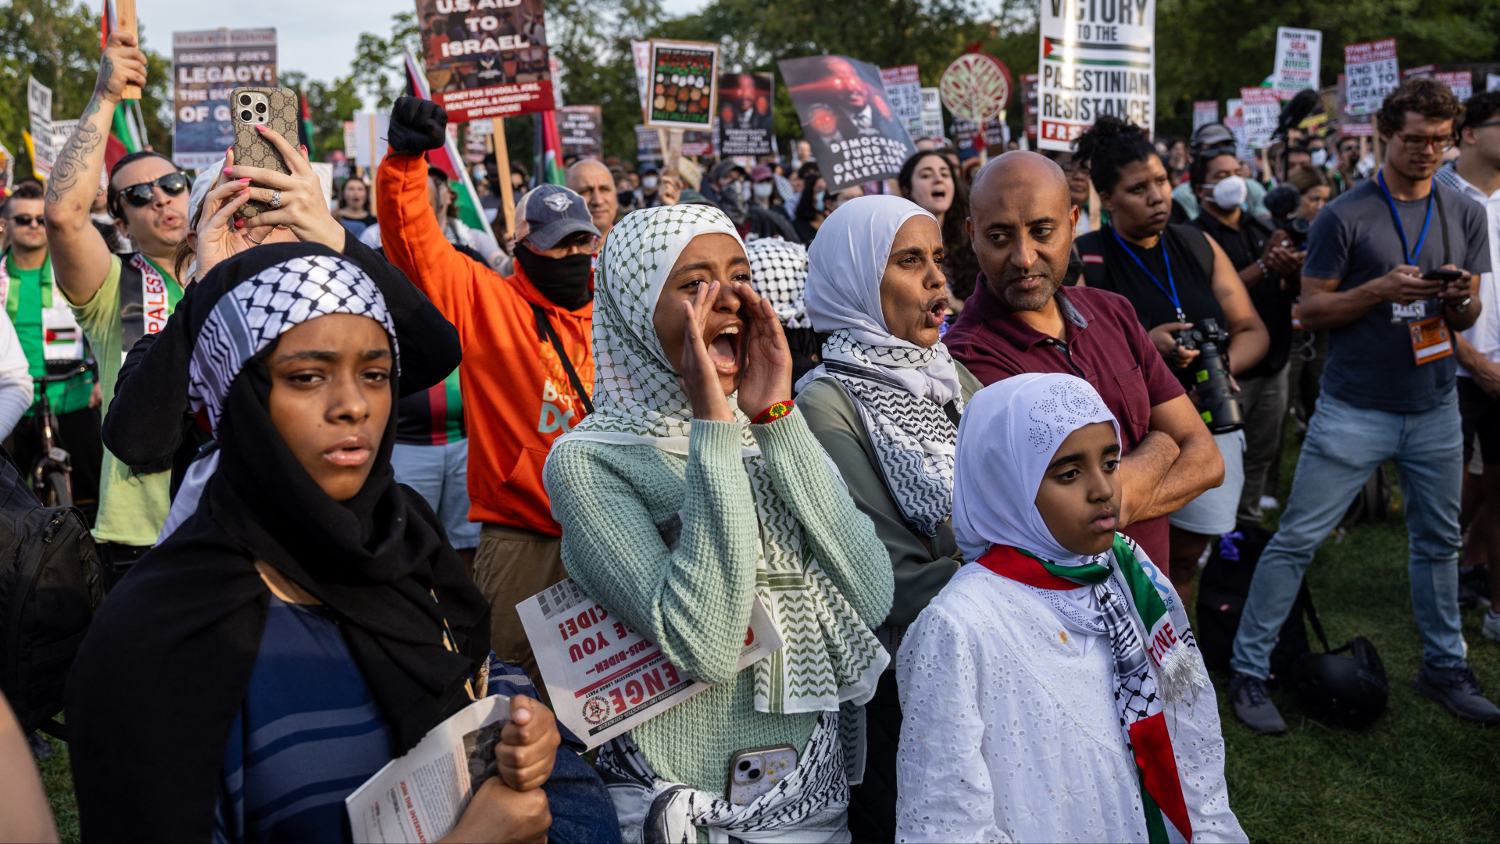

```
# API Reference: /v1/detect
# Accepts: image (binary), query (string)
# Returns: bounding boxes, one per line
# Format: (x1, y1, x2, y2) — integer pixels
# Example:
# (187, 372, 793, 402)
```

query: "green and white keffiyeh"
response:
(566, 204, 886, 716)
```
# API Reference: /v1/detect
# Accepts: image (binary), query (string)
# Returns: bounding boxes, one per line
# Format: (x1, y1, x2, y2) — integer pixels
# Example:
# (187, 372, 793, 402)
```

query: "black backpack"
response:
(0, 450, 104, 738)
(1195, 522, 1312, 683)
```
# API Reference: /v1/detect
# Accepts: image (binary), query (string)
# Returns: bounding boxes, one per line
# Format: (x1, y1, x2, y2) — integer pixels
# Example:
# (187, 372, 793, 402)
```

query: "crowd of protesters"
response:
(0, 26, 1498, 843)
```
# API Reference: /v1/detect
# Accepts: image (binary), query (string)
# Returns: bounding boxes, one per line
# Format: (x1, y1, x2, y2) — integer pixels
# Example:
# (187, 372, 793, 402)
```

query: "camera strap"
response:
(1109, 226, 1187, 323)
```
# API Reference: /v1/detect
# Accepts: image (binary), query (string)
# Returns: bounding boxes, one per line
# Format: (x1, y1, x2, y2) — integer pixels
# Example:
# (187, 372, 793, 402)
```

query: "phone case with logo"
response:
(230, 86, 299, 221)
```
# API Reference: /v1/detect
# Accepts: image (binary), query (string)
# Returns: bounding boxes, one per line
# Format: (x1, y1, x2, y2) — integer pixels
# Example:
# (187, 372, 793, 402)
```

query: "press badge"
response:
(1409, 316, 1454, 365)
(1391, 301, 1427, 323)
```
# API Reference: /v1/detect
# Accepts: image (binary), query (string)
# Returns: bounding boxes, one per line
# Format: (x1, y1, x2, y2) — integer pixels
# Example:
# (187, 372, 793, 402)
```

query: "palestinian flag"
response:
(539, 109, 566, 186)
(100, 0, 147, 169)
(403, 51, 493, 238)
(299, 93, 318, 160)
(1041, 36, 1152, 70)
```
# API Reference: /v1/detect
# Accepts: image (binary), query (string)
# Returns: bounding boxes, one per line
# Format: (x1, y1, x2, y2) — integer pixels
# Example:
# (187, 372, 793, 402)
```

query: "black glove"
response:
(388, 96, 448, 156)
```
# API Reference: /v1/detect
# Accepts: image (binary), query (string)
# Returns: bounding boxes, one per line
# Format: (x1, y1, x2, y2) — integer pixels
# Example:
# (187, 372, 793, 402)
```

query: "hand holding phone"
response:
(230, 87, 299, 220)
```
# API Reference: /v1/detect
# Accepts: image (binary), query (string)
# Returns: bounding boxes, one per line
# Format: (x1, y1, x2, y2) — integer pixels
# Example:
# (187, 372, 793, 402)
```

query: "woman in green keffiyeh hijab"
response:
(543, 204, 893, 840)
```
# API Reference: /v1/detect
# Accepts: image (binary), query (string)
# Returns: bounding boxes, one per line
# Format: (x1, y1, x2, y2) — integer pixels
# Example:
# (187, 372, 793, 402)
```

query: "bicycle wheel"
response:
(41, 470, 72, 509)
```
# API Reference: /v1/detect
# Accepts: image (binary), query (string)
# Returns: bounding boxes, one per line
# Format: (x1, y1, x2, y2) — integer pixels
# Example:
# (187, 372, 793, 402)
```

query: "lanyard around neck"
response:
(1110, 226, 1184, 322)
(1376, 170, 1435, 265)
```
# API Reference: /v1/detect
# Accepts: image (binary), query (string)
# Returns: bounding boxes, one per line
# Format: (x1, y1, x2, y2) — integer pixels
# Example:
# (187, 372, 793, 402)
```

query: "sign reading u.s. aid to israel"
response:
(1038, 0, 1155, 152)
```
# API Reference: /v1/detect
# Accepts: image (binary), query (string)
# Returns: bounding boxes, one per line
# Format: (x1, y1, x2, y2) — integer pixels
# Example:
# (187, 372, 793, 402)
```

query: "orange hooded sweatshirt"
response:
(377, 152, 592, 536)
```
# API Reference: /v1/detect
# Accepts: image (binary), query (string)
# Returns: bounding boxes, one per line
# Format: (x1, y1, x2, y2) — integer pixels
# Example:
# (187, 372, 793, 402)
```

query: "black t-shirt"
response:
(1193, 212, 1293, 377)
(1077, 223, 1226, 390)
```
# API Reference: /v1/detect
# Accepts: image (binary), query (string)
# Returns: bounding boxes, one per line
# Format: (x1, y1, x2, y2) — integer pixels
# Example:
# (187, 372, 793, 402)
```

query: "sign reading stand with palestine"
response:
(413, 0, 553, 122)
(1038, 0, 1155, 151)
(1343, 38, 1399, 117)
(171, 28, 277, 171)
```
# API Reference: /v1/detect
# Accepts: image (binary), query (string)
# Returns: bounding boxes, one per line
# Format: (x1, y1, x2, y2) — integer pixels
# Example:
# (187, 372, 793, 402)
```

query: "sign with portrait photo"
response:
(647, 40, 719, 130)
(414, 0, 554, 122)
(778, 54, 917, 193)
(716, 72, 774, 156)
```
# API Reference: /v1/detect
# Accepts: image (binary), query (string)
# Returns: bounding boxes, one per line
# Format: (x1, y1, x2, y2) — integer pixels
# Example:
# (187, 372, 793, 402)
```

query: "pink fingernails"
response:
(255, 125, 266, 133)
(223, 167, 233, 177)
(234, 218, 245, 229)
(239, 178, 250, 185)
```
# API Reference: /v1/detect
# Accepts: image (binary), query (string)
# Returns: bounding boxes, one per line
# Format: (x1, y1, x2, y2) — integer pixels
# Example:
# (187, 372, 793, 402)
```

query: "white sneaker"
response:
(1484, 612, 1500, 644)
(1259, 496, 1280, 512)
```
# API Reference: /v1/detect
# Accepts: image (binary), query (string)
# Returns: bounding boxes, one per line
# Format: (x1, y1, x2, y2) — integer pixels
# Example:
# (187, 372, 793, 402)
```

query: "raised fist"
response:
(388, 96, 448, 156)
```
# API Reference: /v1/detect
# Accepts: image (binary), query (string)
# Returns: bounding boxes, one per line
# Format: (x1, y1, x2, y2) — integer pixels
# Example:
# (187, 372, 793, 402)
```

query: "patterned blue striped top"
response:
(214, 597, 394, 844)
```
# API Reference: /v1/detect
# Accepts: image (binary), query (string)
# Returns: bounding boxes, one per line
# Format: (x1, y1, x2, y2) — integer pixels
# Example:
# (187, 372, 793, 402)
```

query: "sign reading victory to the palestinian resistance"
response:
(413, 0, 554, 122)
(1037, 0, 1155, 152)
(717, 72, 774, 156)
(1343, 38, 1399, 117)
(779, 55, 916, 193)
(171, 28, 277, 171)
(647, 40, 719, 130)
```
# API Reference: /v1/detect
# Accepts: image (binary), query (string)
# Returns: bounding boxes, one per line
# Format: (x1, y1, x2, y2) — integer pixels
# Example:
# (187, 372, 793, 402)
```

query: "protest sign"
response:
(681, 124, 716, 158)
(1021, 73, 1040, 141)
(1224, 98, 1251, 160)
(880, 65, 925, 140)
(171, 28, 277, 171)
(559, 105, 604, 160)
(647, 40, 719, 131)
(351, 112, 390, 170)
(1192, 100, 1219, 131)
(779, 55, 916, 192)
(1344, 38, 1399, 117)
(1404, 66, 1474, 101)
(919, 87, 946, 141)
(464, 118, 492, 164)
(950, 117, 1005, 158)
(1336, 74, 1373, 137)
(717, 72, 774, 156)
(1490, 73, 1500, 93)
(27, 77, 54, 179)
(413, 0, 553, 122)
(51, 121, 78, 160)
(635, 125, 664, 167)
(519, 578, 782, 749)
(342, 120, 356, 158)
(940, 53, 1011, 125)
(1240, 87, 1280, 149)
(1273, 27, 1321, 98)
(0, 142, 13, 192)
(1037, 0, 1155, 151)
(346, 695, 511, 842)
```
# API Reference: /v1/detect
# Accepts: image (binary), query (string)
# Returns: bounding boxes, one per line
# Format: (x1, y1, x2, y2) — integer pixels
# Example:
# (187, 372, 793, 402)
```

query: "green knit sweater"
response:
(543, 411, 893, 795)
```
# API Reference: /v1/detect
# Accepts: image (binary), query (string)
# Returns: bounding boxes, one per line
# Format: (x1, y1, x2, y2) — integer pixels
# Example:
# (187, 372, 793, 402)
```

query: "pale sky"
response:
(137, 0, 709, 83)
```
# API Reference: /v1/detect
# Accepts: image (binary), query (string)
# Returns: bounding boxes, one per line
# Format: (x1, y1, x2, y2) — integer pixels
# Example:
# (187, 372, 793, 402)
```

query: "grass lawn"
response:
(29, 431, 1500, 842)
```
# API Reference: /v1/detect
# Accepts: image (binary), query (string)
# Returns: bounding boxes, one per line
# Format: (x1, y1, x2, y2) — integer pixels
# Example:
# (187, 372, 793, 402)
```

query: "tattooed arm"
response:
(43, 31, 147, 305)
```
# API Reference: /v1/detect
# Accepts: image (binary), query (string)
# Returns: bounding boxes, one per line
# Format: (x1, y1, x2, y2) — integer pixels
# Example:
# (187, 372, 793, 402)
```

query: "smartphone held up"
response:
(230, 86, 299, 220)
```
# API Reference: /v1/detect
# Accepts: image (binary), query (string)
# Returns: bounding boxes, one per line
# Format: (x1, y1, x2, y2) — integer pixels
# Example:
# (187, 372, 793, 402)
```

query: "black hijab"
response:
(66, 243, 490, 841)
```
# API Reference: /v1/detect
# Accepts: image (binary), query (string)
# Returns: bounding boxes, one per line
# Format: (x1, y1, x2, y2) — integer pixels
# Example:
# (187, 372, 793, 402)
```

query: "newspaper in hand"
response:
(345, 695, 510, 843)
(517, 578, 782, 749)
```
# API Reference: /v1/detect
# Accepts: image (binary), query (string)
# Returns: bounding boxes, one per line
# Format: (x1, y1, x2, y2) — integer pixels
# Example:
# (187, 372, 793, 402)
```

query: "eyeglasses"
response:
(5, 214, 43, 228)
(557, 232, 599, 251)
(1396, 133, 1455, 154)
(114, 172, 190, 209)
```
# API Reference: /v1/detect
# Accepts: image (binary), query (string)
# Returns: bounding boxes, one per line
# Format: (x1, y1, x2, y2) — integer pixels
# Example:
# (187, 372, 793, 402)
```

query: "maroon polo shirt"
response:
(946, 280, 1186, 564)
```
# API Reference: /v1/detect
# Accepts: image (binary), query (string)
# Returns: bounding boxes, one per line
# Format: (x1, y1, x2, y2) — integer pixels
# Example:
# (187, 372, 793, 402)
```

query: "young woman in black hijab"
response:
(64, 243, 605, 842)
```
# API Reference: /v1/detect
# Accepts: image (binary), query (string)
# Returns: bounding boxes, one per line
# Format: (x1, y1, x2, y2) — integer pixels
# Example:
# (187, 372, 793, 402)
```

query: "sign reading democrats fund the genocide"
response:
(172, 28, 277, 170)
(1037, 0, 1155, 152)
(415, 0, 555, 122)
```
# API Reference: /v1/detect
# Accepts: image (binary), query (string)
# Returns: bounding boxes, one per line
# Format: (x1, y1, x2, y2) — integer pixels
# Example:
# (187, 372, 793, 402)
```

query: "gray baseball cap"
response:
(514, 184, 600, 250)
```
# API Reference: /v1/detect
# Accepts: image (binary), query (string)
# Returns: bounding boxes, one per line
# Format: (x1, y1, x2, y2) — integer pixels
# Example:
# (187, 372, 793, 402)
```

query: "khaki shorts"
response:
(473, 523, 568, 687)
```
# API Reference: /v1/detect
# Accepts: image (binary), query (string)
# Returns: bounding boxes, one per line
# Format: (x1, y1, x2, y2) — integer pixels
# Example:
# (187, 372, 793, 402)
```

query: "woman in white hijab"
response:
(796, 195, 983, 840)
(895, 373, 1244, 844)
(543, 204, 893, 841)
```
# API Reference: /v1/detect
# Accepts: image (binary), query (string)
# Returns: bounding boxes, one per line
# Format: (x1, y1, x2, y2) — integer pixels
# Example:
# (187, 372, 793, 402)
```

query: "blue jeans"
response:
(1231, 392, 1466, 678)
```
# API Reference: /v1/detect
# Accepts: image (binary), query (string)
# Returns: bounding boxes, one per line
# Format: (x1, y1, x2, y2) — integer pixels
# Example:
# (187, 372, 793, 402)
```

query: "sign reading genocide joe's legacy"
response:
(414, 0, 554, 122)
(171, 28, 278, 171)
(1037, 0, 1155, 152)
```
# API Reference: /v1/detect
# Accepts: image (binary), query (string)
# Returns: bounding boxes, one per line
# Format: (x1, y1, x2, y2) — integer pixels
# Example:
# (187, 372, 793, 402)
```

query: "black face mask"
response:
(514, 243, 593, 311)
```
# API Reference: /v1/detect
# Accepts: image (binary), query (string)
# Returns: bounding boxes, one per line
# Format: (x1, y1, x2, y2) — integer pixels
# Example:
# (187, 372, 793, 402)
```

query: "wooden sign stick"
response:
(116, 0, 142, 101)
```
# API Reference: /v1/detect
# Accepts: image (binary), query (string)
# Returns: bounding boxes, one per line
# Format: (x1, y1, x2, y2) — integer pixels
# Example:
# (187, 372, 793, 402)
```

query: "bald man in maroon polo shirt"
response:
(946, 151, 1222, 567)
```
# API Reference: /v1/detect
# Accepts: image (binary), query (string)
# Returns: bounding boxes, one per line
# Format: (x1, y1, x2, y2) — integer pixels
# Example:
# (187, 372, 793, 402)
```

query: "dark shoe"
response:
(1230, 672, 1287, 735)
(1413, 665, 1500, 724)
(1458, 566, 1490, 610)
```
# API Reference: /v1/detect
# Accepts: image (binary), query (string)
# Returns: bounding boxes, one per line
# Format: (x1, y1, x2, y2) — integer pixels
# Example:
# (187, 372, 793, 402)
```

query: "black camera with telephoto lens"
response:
(1173, 318, 1244, 434)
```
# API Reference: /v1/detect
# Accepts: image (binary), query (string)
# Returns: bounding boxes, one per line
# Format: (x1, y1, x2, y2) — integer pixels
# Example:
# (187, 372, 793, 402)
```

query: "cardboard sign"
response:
(1192, 100, 1219, 131)
(1344, 38, 1399, 117)
(1038, 0, 1154, 151)
(940, 53, 1012, 124)
(779, 54, 916, 192)
(559, 105, 603, 160)
(413, 0, 554, 122)
(26, 77, 54, 179)
(171, 28, 278, 171)
(919, 87, 946, 141)
(1239, 87, 1280, 149)
(880, 65, 924, 140)
(717, 72, 774, 156)
(1273, 27, 1321, 98)
(647, 40, 719, 131)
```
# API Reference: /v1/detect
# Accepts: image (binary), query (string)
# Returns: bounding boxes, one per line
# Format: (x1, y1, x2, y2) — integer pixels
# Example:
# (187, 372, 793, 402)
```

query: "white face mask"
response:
(752, 182, 774, 200)
(1211, 175, 1248, 210)
(736, 180, 752, 201)
(642, 175, 659, 190)
(1309, 149, 1328, 168)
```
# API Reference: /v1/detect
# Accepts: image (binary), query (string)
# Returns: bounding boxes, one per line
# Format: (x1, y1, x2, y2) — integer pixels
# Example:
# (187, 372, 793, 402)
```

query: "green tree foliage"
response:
(0, 0, 173, 176)
(280, 71, 364, 158)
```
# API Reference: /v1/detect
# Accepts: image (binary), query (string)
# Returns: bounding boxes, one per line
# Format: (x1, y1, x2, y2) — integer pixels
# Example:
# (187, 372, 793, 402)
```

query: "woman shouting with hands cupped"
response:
(544, 205, 893, 840)
(176, 123, 348, 283)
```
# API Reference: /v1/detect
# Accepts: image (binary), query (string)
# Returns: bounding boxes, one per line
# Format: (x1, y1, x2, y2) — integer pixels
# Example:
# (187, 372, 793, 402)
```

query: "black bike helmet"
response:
(1292, 636, 1388, 728)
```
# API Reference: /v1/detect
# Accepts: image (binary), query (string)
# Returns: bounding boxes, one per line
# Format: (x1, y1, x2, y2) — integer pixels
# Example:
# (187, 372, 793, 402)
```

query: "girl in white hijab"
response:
(797, 195, 983, 839)
(895, 373, 1244, 844)
(543, 204, 893, 841)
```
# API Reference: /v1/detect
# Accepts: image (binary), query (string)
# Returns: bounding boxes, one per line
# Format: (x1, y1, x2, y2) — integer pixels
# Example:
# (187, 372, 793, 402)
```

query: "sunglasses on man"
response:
(5, 214, 44, 228)
(110, 172, 191, 214)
